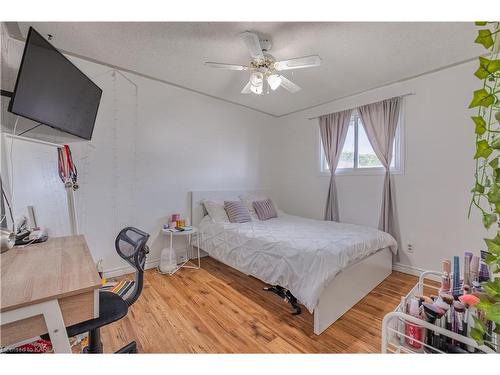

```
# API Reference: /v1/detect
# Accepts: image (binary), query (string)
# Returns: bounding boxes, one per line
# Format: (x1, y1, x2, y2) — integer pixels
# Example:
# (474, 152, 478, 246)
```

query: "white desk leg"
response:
(0, 299, 71, 353)
(42, 300, 72, 353)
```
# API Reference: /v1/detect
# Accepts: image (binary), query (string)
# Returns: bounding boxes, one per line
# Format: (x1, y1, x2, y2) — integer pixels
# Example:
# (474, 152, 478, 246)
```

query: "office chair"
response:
(64, 227, 149, 353)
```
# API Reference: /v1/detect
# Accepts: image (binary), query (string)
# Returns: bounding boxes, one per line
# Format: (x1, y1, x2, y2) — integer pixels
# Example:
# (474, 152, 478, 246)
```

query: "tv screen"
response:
(8, 27, 102, 140)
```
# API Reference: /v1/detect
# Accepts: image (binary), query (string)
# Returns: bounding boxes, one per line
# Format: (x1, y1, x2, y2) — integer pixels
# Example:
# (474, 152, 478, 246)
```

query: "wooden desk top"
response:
(1, 235, 101, 313)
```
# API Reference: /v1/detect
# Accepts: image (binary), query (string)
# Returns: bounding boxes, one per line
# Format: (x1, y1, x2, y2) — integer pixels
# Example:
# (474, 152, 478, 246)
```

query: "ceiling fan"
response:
(204, 31, 321, 95)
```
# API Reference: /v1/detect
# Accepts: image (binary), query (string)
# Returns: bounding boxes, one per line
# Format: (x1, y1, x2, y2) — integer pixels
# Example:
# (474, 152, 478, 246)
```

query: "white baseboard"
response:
(104, 247, 209, 279)
(106, 259, 435, 280)
(107, 257, 433, 281)
(392, 262, 426, 276)
(104, 258, 160, 278)
(392, 262, 441, 282)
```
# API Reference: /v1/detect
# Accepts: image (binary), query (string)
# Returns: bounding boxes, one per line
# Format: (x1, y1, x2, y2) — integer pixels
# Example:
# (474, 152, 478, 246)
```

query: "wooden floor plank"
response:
(97, 256, 418, 353)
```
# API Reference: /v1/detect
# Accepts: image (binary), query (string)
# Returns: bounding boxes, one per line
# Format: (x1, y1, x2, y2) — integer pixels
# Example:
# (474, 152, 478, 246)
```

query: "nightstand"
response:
(159, 227, 201, 275)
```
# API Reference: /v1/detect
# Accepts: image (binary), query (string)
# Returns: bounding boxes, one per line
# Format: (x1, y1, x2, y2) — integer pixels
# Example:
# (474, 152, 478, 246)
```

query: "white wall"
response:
(266, 60, 487, 274)
(1, 34, 275, 275)
(2, 137, 71, 236)
(1, 25, 486, 277)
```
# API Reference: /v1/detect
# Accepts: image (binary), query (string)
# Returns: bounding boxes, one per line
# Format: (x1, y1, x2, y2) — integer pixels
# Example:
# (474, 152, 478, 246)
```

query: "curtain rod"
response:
(307, 93, 415, 121)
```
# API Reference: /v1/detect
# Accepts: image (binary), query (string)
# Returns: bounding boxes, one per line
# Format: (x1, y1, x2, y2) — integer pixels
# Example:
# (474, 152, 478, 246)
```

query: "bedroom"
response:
(1, 0, 499, 370)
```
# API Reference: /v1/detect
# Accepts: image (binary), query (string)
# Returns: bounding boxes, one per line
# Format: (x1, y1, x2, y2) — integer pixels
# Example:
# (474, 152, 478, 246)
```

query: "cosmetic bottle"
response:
(405, 298, 423, 350)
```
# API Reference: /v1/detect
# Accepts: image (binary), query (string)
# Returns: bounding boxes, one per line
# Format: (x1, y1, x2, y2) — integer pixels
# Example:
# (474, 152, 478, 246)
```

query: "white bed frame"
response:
(190, 190, 393, 335)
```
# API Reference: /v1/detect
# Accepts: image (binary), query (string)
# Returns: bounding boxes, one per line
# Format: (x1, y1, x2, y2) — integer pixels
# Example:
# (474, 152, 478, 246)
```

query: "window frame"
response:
(318, 108, 405, 176)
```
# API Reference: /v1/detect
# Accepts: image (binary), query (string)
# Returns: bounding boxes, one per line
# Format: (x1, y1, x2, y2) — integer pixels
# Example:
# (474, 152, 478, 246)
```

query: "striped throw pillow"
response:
(224, 201, 252, 223)
(253, 199, 278, 220)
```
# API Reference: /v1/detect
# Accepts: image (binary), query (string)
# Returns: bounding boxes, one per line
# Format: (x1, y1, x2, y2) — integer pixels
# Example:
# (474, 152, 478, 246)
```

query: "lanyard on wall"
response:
(57, 145, 78, 190)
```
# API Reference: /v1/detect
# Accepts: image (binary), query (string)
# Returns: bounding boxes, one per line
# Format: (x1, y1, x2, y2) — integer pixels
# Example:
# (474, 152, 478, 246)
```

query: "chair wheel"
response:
(116, 341, 137, 353)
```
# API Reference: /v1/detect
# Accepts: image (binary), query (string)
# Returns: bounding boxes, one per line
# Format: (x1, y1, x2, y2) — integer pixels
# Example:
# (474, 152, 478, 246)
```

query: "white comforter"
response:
(198, 213, 397, 312)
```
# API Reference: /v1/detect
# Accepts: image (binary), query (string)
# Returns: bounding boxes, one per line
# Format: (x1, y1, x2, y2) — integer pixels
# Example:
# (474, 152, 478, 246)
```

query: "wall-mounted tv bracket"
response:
(1, 90, 13, 98)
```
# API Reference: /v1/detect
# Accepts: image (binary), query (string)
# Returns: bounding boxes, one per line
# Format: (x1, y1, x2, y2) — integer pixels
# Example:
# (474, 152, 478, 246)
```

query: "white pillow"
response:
(239, 193, 279, 221)
(203, 200, 229, 223)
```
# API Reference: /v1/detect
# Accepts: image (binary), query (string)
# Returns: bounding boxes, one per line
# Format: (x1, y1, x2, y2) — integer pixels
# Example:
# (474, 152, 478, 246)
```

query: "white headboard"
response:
(190, 190, 268, 227)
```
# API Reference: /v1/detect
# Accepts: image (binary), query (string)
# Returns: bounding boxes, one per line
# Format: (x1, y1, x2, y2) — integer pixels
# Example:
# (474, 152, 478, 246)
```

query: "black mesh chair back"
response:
(115, 227, 150, 306)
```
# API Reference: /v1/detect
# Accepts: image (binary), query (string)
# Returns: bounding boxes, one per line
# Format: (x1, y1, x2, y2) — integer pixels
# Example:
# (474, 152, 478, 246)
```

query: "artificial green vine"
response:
(468, 21, 500, 346)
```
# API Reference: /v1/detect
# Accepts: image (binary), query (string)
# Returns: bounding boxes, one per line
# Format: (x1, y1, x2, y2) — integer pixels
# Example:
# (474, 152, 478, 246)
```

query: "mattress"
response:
(198, 213, 397, 312)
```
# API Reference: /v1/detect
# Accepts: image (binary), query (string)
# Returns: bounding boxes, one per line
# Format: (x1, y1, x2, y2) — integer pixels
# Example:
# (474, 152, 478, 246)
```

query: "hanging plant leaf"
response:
(474, 139, 493, 159)
(487, 184, 500, 203)
(485, 232, 500, 255)
(473, 316, 487, 333)
(483, 213, 497, 228)
(495, 168, 500, 184)
(477, 296, 493, 312)
(475, 22, 488, 26)
(475, 29, 494, 49)
(469, 89, 496, 108)
(484, 58, 500, 73)
(470, 327, 484, 344)
(474, 66, 489, 79)
(490, 158, 499, 169)
(474, 57, 500, 79)
(472, 115, 487, 134)
(492, 137, 500, 150)
(485, 252, 498, 264)
(472, 182, 485, 193)
(483, 279, 500, 297)
(489, 302, 500, 324)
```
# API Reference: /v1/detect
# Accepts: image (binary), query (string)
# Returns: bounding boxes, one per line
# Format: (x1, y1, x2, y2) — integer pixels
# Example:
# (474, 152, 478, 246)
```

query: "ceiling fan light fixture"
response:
(249, 72, 264, 95)
(250, 83, 263, 95)
(267, 74, 282, 90)
(205, 32, 314, 95)
(250, 72, 263, 86)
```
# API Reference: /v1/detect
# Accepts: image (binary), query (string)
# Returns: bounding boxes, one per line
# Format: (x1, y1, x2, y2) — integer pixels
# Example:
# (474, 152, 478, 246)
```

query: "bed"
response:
(190, 190, 396, 335)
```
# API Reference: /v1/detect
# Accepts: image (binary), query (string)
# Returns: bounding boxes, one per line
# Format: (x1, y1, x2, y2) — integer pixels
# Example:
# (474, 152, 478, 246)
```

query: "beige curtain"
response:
(319, 109, 353, 221)
(358, 97, 401, 245)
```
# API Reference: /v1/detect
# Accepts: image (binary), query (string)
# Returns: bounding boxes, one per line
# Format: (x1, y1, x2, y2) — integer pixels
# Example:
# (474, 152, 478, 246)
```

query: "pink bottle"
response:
(405, 298, 423, 349)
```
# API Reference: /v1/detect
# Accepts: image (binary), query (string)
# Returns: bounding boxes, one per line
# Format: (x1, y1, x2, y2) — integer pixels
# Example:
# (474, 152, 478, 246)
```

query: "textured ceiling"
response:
(13, 22, 483, 117)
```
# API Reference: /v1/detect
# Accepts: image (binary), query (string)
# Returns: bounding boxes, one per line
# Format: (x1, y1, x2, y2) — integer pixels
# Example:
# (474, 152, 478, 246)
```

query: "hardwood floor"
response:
(99, 257, 419, 353)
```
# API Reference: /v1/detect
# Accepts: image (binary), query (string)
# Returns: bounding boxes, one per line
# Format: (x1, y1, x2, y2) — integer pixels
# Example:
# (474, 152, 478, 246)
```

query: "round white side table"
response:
(158, 227, 201, 275)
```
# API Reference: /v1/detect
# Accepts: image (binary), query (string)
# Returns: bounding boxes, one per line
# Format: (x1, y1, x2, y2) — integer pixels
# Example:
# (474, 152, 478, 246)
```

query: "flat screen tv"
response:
(8, 27, 102, 140)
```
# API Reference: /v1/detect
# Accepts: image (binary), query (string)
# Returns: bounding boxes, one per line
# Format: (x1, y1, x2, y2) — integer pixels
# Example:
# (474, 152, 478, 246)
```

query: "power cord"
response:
(0, 183, 14, 227)
(17, 237, 38, 248)
(1, 116, 20, 231)
(17, 123, 42, 137)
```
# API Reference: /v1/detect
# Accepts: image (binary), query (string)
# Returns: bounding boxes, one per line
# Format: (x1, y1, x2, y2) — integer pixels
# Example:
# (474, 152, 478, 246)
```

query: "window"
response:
(320, 111, 403, 175)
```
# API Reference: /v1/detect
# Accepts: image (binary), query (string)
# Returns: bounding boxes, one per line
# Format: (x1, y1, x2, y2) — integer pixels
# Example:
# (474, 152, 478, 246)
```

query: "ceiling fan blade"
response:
(240, 31, 264, 61)
(279, 76, 301, 93)
(204, 62, 249, 71)
(274, 55, 321, 71)
(241, 80, 252, 94)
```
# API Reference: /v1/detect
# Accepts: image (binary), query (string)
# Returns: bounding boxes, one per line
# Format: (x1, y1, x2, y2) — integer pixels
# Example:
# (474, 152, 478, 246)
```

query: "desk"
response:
(1, 235, 101, 353)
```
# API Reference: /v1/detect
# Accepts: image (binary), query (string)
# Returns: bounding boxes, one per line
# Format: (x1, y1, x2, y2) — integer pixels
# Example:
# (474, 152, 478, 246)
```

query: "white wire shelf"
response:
(381, 270, 497, 354)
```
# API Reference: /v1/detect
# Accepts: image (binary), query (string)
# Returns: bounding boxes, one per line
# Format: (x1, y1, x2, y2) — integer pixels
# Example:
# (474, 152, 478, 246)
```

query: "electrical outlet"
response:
(407, 243, 414, 254)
